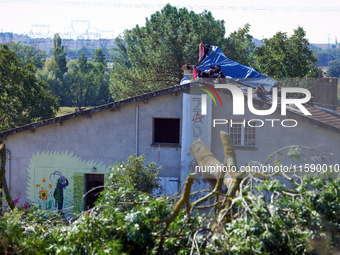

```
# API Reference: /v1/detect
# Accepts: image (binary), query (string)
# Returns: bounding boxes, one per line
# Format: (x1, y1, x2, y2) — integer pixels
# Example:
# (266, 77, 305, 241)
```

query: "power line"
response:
(1, 0, 340, 12)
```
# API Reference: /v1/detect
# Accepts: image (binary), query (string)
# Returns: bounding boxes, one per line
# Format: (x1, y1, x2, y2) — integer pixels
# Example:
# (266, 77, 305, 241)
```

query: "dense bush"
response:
(109, 154, 163, 194)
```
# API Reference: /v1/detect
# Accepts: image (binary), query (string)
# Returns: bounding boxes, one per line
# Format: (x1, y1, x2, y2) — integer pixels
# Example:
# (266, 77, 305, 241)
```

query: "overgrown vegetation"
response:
(0, 173, 339, 254)
(110, 154, 163, 194)
(0, 44, 59, 132)
(1, 134, 339, 254)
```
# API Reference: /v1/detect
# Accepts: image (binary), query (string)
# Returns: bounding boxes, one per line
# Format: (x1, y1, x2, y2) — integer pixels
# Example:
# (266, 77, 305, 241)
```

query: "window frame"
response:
(228, 120, 256, 147)
(152, 117, 181, 145)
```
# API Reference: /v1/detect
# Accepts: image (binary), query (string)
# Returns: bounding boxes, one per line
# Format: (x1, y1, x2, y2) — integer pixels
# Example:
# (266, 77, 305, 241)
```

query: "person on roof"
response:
(253, 84, 267, 101)
(207, 66, 216, 77)
(214, 65, 221, 74)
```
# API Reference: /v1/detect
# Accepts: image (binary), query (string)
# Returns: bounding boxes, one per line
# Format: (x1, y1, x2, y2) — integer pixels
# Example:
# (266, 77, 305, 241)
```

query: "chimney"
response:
(182, 64, 195, 80)
(314, 77, 338, 114)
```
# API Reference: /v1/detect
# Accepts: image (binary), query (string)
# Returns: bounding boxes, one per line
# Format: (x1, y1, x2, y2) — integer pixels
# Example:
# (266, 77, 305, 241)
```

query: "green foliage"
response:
(311, 45, 340, 66)
(37, 43, 113, 107)
(36, 34, 71, 106)
(0, 176, 339, 254)
(92, 48, 107, 65)
(66, 50, 112, 107)
(327, 60, 340, 78)
(222, 23, 256, 66)
(0, 44, 59, 131)
(52, 33, 68, 77)
(111, 4, 226, 99)
(109, 154, 163, 194)
(7, 41, 46, 69)
(254, 27, 319, 78)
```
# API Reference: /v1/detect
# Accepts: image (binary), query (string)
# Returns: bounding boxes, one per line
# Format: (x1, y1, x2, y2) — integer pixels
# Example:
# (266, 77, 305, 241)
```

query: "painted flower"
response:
(36, 184, 41, 188)
(43, 177, 46, 182)
(39, 189, 48, 200)
(48, 184, 52, 189)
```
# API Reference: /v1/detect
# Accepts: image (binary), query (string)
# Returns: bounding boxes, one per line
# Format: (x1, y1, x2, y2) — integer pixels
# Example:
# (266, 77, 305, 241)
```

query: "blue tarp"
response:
(195, 45, 278, 91)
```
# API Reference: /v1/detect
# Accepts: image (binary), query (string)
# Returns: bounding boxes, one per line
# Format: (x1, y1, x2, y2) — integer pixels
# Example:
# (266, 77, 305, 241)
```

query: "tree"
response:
(327, 60, 340, 77)
(67, 52, 94, 107)
(0, 45, 59, 131)
(66, 51, 113, 107)
(92, 49, 112, 105)
(0, 142, 15, 210)
(36, 57, 73, 106)
(52, 33, 67, 78)
(222, 23, 256, 66)
(92, 48, 107, 65)
(254, 27, 319, 78)
(7, 41, 46, 69)
(111, 4, 226, 99)
(109, 154, 163, 194)
(36, 34, 72, 106)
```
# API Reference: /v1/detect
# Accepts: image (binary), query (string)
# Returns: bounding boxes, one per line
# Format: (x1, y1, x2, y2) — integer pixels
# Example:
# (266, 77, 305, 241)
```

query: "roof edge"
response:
(0, 83, 190, 139)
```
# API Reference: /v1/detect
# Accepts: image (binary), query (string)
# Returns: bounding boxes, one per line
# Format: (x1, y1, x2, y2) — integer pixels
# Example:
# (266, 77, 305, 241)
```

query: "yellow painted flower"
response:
(36, 184, 41, 188)
(39, 189, 48, 200)
(43, 177, 46, 182)
(48, 184, 52, 189)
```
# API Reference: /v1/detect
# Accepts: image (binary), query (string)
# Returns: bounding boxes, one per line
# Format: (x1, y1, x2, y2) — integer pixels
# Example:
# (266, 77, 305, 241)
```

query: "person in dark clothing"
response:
(217, 71, 225, 78)
(253, 84, 267, 100)
(208, 66, 216, 77)
(214, 65, 221, 75)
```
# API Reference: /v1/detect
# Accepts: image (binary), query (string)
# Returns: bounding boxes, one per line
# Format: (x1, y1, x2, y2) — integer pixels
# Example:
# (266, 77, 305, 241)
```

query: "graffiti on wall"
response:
(50, 171, 69, 210)
(26, 151, 108, 212)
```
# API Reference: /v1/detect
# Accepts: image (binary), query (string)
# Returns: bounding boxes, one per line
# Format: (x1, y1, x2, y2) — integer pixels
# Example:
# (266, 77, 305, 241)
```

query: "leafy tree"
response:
(92, 49, 112, 105)
(92, 48, 107, 65)
(67, 51, 113, 107)
(254, 27, 319, 78)
(36, 34, 72, 106)
(316, 51, 335, 66)
(110, 154, 163, 194)
(111, 4, 225, 99)
(68, 52, 95, 107)
(327, 60, 340, 77)
(36, 57, 72, 106)
(52, 33, 67, 78)
(222, 23, 256, 66)
(0, 45, 59, 131)
(6, 41, 46, 69)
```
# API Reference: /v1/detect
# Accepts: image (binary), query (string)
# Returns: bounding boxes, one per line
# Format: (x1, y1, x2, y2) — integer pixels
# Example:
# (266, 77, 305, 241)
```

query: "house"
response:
(1, 77, 340, 213)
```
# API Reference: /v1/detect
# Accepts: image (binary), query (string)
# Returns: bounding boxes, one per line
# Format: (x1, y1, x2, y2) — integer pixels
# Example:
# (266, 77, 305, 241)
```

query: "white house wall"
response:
(3, 88, 340, 210)
(4, 92, 183, 209)
(209, 92, 340, 170)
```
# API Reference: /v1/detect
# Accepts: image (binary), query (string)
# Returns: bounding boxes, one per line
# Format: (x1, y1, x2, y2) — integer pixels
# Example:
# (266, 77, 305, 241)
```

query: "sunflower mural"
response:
(26, 151, 108, 213)
(34, 176, 55, 210)
(39, 189, 48, 200)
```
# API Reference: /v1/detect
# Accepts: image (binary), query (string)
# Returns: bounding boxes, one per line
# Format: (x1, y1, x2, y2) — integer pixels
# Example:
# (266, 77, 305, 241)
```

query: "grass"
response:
(56, 107, 77, 117)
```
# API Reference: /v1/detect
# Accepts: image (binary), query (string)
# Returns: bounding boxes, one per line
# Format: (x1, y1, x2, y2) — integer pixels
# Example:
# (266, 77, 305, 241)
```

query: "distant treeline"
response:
(0, 32, 115, 61)
(311, 44, 340, 66)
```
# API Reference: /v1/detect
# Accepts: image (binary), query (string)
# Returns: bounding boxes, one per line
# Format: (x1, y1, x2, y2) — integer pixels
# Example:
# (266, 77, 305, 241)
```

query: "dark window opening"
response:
(154, 118, 180, 144)
(85, 174, 104, 210)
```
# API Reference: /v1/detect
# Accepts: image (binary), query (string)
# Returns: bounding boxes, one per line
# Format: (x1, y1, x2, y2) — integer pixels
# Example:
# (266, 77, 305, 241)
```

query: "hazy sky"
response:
(1, 0, 340, 44)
